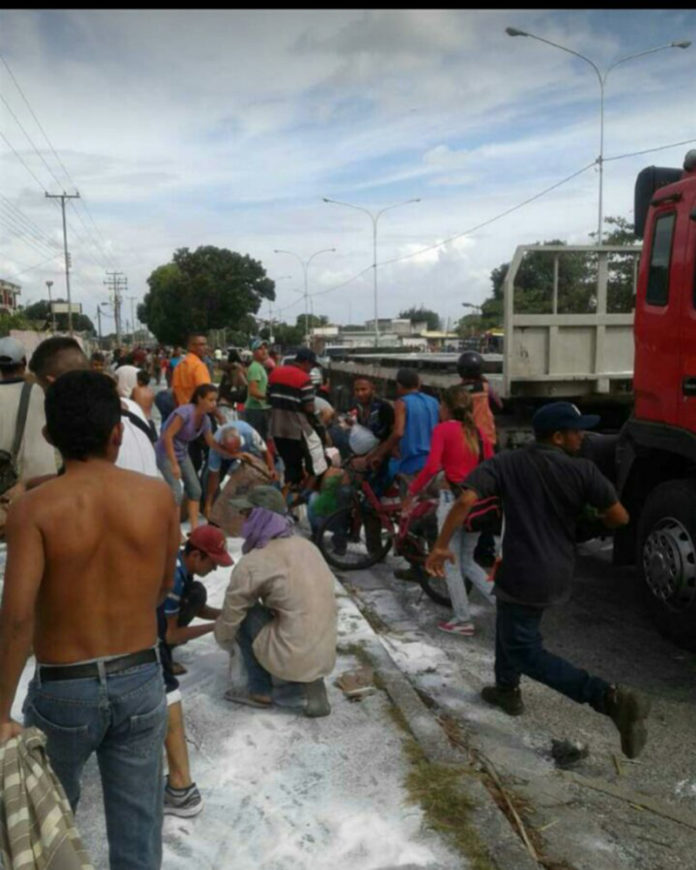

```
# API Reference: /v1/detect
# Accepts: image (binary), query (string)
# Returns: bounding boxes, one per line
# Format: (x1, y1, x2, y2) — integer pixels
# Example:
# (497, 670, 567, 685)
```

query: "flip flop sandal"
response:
(224, 689, 272, 708)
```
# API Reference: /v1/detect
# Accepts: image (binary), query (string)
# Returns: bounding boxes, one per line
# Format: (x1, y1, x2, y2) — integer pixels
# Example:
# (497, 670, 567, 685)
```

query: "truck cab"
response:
(616, 150, 696, 649)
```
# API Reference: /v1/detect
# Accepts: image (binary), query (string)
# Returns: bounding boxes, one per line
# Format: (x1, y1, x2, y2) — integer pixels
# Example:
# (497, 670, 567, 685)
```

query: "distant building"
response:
(0, 278, 21, 314)
(311, 317, 447, 352)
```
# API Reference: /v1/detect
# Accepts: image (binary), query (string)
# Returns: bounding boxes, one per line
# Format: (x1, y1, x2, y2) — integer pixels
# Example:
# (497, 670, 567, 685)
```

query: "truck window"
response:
(646, 212, 676, 306)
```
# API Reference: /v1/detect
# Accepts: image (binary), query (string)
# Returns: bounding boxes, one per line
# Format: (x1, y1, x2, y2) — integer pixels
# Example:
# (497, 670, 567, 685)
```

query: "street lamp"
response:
(505, 27, 690, 243)
(273, 248, 336, 345)
(323, 196, 420, 345)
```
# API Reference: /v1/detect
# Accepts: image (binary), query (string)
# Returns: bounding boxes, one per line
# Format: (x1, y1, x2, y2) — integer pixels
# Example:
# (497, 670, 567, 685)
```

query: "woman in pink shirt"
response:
(406, 385, 496, 637)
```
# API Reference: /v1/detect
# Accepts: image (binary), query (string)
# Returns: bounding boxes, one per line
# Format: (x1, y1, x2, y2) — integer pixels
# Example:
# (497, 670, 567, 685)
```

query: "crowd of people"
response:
(0, 331, 652, 870)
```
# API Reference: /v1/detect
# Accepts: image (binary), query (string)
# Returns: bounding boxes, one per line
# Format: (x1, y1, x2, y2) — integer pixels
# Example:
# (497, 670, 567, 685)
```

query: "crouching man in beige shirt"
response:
(214, 486, 336, 716)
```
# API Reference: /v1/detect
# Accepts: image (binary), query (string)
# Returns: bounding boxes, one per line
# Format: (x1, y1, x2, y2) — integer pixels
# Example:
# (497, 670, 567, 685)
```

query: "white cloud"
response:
(1, 9, 694, 332)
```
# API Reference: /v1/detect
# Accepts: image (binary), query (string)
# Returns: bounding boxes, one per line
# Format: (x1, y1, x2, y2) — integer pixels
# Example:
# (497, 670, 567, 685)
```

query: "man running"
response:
(0, 370, 180, 870)
(426, 401, 650, 759)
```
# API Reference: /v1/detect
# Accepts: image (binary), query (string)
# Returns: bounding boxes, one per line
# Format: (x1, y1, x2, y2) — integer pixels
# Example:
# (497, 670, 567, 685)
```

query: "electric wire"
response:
(309, 160, 597, 303)
(5, 252, 64, 279)
(605, 137, 696, 163)
(1, 52, 120, 271)
(0, 193, 60, 250)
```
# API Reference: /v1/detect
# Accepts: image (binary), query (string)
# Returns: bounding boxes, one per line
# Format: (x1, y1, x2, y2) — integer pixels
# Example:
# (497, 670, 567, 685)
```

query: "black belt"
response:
(37, 648, 158, 682)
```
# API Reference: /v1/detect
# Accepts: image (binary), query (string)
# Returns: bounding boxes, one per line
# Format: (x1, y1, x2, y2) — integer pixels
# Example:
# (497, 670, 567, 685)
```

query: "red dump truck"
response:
(611, 150, 696, 650)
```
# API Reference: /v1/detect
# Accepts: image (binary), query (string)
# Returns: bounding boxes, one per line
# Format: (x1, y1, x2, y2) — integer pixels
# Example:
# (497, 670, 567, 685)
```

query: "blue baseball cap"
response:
(532, 402, 600, 434)
(251, 338, 268, 351)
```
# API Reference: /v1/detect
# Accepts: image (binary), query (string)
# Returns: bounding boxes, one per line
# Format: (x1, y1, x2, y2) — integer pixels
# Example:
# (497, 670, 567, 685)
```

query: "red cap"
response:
(188, 525, 233, 566)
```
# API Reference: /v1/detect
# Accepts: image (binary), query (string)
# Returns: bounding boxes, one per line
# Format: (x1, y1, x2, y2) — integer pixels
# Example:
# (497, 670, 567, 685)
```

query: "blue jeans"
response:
(24, 658, 167, 870)
(495, 600, 610, 711)
(237, 604, 274, 695)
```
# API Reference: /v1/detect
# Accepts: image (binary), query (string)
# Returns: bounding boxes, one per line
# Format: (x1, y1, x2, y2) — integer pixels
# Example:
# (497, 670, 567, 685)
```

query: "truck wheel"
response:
(637, 480, 696, 651)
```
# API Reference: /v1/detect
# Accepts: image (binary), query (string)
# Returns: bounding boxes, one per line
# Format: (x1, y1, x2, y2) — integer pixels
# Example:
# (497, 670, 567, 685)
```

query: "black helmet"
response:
(457, 350, 483, 379)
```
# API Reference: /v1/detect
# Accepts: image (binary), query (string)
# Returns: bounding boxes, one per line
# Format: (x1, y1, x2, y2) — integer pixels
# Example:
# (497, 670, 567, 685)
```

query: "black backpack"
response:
(0, 381, 33, 496)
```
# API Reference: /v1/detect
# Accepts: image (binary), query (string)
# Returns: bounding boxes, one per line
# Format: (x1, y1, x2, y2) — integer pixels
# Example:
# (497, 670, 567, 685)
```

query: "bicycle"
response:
(314, 461, 455, 607)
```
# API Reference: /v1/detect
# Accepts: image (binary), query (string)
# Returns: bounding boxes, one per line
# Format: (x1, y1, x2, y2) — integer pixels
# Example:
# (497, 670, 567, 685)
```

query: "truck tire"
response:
(637, 479, 696, 651)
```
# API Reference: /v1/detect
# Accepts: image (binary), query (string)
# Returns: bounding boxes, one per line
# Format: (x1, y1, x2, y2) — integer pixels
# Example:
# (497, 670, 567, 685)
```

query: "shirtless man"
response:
(0, 370, 180, 870)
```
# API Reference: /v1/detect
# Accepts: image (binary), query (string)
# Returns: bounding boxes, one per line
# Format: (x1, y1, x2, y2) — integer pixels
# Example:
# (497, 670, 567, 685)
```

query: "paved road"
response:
(336, 538, 696, 870)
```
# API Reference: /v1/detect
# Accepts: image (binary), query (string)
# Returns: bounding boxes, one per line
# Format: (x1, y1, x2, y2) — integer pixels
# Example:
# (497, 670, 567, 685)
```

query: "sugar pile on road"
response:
(11, 536, 462, 870)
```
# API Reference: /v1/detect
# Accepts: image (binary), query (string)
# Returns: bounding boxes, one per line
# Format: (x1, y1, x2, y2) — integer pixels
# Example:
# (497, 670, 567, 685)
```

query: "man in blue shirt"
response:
(375, 369, 439, 482)
(158, 525, 232, 817)
(202, 420, 276, 518)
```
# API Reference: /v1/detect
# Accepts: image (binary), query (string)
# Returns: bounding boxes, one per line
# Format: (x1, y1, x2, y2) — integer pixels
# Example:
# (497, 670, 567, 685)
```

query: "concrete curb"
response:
(335, 583, 540, 870)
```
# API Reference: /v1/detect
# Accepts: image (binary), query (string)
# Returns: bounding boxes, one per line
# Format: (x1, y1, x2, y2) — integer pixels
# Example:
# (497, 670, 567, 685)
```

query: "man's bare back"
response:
(132, 383, 155, 419)
(8, 459, 179, 663)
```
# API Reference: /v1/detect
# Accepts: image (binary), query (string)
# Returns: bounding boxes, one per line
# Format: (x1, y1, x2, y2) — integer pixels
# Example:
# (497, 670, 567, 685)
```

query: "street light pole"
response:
(505, 28, 690, 244)
(323, 196, 420, 345)
(273, 248, 336, 345)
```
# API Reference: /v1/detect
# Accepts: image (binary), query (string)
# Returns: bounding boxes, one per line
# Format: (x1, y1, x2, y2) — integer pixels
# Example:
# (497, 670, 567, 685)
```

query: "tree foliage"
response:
(471, 216, 639, 330)
(272, 321, 304, 349)
(0, 311, 30, 337)
(398, 306, 440, 331)
(22, 299, 95, 333)
(139, 246, 275, 345)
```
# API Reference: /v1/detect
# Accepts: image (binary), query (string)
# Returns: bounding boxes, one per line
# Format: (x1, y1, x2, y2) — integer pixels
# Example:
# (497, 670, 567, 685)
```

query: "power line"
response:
(1, 52, 121, 271)
(0, 216, 59, 259)
(0, 129, 53, 194)
(5, 252, 63, 278)
(605, 137, 696, 163)
(0, 208, 59, 255)
(0, 91, 64, 190)
(0, 193, 60, 250)
(378, 160, 597, 270)
(0, 51, 74, 183)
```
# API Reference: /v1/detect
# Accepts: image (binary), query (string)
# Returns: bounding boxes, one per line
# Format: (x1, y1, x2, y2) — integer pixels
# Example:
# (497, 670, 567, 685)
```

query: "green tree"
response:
(0, 310, 30, 337)
(22, 299, 95, 333)
(456, 312, 482, 338)
(398, 306, 441, 331)
(273, 321, 305, 349)
(139, 246, 275, 345)
(594, 216, 640, 312)
(295, 313, 328, 330)
(475, 216, 638, 327)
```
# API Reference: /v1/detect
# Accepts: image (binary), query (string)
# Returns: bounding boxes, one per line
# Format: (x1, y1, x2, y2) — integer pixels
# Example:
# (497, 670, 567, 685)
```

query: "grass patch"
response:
(402, 738, 496, 870)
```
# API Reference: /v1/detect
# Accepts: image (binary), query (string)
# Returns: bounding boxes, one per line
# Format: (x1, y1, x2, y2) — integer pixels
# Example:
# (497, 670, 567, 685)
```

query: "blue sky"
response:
(1, 9, 695, 334)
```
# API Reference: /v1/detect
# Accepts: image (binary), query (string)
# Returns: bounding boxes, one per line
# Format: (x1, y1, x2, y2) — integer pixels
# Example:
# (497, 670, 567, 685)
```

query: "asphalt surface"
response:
(336, 536, 696, 870)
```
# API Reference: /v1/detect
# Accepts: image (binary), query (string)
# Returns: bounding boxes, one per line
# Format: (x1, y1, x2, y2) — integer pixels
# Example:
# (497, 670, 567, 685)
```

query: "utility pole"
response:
(104, 272, 127, 346)
(128, 296, 137, 344)
(268, 302, 275, 344)
(45, 191, 80, 335)
(96, 305, 102, 339)
(45, 280, 56, 333)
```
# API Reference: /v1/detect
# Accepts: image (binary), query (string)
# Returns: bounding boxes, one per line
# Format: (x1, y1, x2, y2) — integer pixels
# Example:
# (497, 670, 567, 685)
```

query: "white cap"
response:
(0, 337, 26, 366)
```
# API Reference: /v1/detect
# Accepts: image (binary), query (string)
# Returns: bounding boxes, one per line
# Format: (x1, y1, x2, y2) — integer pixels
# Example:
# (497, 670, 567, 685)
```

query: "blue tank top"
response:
(397, 391, 440, 474)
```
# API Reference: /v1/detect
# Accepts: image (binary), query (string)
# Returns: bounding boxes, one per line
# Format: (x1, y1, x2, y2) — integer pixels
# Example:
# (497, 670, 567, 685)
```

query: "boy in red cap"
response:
(158, 524, 232, 817)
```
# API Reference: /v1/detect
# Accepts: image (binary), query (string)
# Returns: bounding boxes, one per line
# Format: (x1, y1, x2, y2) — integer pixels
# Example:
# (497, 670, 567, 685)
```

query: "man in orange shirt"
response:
(172, 333, 211, 407)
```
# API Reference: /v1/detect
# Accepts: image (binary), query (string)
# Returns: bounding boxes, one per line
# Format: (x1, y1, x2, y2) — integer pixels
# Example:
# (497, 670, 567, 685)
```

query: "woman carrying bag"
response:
(403, 385, 497, 637)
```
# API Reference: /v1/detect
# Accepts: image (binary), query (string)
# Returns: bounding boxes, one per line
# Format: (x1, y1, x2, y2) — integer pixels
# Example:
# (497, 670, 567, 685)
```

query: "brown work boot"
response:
(481, 684, 524, 716)
(603, 685, 651, 759)
(304, 678, 331, 718)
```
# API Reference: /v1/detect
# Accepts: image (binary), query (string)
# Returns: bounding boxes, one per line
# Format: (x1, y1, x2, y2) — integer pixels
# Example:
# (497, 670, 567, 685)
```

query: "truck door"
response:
(677, 192, 696, 432)
(634, 207, 682, 424)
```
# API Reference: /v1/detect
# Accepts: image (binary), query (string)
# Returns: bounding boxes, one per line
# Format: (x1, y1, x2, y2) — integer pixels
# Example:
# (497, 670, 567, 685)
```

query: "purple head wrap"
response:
(241, 507, 294, 553)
